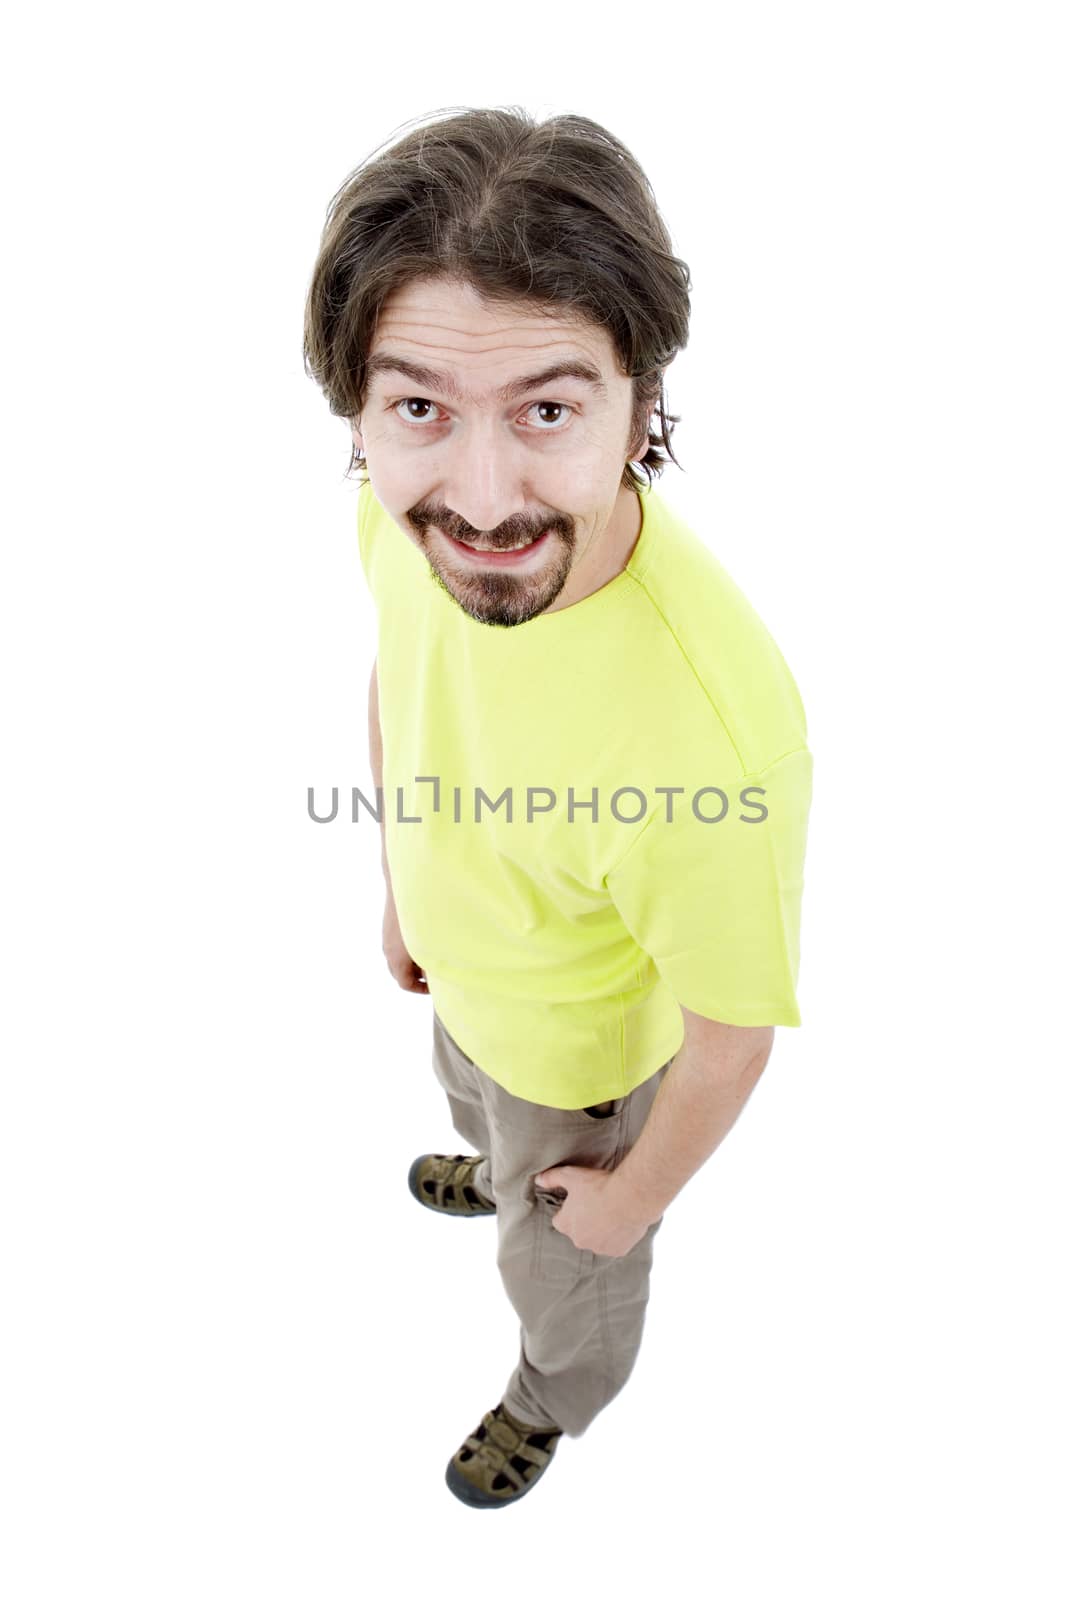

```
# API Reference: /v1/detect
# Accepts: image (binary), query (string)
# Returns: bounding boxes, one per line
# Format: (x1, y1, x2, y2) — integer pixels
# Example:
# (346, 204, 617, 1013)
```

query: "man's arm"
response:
(610, 1007, 774, 1225)
(370, 658, 428, 994)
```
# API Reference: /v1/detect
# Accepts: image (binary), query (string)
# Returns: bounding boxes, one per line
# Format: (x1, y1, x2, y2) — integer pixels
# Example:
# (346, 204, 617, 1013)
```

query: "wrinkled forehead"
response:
(374, 273, 590, 338)
(366, 276, 624, 394)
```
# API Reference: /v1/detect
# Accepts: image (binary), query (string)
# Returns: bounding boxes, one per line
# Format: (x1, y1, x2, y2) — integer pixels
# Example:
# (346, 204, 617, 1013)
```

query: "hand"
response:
(383, 891, 429, 995)
(533, 1165, 658, 1258)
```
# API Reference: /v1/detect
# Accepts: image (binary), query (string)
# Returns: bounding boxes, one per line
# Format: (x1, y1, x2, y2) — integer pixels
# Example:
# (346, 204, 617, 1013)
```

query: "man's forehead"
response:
(365, 348, 612, 406)
(376, 274, 580, 334)
(366, 280, 621, 394)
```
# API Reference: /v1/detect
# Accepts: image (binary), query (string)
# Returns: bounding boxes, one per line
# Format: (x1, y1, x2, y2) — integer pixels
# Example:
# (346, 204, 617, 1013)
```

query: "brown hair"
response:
(303, 105, 691, 495)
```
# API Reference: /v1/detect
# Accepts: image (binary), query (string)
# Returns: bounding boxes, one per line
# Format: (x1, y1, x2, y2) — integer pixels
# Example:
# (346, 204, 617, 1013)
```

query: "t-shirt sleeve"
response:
(605, 745, 813, 1026)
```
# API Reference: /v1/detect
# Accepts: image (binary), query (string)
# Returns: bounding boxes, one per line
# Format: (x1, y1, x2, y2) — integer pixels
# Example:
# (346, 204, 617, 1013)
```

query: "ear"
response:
(629, 408, 655, 465)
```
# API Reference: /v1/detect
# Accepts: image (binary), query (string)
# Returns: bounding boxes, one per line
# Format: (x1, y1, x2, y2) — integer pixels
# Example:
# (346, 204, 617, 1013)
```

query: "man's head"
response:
(348, 274, 654, 625)
(304, 107, 691, 626)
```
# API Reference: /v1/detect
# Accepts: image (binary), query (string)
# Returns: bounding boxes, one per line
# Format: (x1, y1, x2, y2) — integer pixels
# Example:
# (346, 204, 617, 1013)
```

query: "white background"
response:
(2, 2, 1064, 1594)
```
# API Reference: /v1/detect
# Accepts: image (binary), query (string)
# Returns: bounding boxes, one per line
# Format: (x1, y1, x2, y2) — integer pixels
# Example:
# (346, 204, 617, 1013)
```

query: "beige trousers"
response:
(430, 1009, 675, 1438)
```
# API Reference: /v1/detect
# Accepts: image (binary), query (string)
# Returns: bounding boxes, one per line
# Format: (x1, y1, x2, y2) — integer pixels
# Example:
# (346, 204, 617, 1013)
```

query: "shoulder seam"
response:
(743, 743, 811, 780)
(626, 574, 748, 773)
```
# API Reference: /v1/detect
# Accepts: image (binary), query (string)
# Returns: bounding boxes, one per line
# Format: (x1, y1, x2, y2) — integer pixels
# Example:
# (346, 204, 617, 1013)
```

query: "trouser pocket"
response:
(529, 1187, 589, 1284)
(581, 1099, 620, 1118)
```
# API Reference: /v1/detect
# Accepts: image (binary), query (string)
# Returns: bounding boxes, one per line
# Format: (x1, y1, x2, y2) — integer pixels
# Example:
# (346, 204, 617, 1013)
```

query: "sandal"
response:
(445, 1402, 563, 1507)
(407, 1152, 496, 1216)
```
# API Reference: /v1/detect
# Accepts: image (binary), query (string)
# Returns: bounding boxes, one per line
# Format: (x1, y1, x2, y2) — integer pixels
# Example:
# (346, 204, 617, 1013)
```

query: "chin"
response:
(428, 561, 570, 628)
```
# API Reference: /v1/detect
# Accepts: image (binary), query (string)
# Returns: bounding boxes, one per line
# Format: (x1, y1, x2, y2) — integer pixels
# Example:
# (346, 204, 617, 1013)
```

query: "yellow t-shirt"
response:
(358, 478, 813, 1109)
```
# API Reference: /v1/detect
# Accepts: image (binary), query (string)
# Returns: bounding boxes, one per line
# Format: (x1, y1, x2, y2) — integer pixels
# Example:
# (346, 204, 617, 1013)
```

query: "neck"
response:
(542, 486, 643, 615)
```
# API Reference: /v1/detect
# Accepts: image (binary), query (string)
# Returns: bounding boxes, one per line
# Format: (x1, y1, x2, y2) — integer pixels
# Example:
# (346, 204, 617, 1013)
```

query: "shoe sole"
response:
(407, 1153, 497, 1217)
(444, 1453, 548, 1508)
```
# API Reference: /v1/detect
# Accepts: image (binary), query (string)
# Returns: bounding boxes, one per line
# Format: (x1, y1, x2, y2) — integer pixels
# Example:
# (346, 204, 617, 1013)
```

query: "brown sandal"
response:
(446, 1402, 563, 1507)
(407, 1152, 496, 1216)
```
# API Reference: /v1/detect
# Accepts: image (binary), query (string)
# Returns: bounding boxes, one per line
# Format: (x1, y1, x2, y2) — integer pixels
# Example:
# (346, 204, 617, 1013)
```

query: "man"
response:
(304, 107, 813, 1509)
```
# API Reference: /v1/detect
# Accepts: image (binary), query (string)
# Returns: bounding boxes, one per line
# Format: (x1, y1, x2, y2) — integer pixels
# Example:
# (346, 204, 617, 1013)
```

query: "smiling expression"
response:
(351, 276, 651, 627)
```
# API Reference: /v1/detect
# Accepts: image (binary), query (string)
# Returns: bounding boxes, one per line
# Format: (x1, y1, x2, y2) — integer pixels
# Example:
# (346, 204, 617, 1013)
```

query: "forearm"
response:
(610, 1039, 769, 1225)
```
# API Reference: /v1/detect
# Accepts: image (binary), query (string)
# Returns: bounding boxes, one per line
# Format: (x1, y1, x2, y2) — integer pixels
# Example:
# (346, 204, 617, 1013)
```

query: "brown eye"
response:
(394, 398, 440, 424)
(525, 402, 572, 430)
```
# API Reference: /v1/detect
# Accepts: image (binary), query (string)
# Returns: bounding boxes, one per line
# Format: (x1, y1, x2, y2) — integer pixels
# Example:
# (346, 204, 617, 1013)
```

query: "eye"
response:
(522, 401, 572, 431)
(391, 398, 441, 425)
(389, 398, 574, 431)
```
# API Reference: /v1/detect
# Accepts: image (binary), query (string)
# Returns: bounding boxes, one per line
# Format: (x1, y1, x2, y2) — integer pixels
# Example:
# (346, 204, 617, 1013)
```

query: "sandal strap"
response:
(462, 1409, 558, 1469)
(425, 1154, 493, 1211)
(457, 1412, 528, 1494)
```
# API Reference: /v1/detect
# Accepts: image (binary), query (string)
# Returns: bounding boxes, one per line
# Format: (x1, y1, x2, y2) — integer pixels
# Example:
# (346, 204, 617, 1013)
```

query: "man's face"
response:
(351, 276, 648, 627)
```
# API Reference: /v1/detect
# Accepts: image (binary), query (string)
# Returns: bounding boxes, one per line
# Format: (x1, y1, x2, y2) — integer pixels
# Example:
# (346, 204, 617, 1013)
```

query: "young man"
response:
(305, 108, 813, 1509)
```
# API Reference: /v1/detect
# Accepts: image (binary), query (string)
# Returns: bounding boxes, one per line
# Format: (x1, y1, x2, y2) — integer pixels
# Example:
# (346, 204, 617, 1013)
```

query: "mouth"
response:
(438, 526, 554, 566)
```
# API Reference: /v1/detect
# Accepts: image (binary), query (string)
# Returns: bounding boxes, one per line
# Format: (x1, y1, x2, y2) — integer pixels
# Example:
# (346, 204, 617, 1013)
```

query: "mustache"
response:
(412, 511, 570, 549)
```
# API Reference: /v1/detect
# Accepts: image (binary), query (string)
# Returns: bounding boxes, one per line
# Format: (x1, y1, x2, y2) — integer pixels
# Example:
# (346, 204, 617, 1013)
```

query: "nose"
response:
(438, 415, 529, 534)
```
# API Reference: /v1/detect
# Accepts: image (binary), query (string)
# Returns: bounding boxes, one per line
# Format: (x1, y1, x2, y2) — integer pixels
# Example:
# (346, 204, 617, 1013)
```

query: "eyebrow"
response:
(364, 353, 609, 404)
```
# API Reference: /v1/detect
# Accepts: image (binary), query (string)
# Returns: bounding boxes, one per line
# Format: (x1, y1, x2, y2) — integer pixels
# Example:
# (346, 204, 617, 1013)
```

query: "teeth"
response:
(459, 534, 537, 552)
